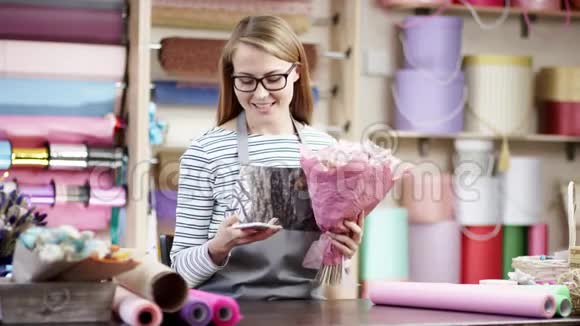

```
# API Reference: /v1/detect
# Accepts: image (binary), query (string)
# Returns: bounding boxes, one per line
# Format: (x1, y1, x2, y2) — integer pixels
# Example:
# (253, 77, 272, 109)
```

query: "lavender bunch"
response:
(0, 184, 47, 258)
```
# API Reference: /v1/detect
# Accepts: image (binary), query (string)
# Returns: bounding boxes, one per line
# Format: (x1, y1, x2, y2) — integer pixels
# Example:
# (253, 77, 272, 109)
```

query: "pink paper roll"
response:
(401, 172, 454, 223)
(528, 224, 548, 256)
(0, 115, 117, 146)
(4, 169, 114, 188)
(40, 203, 112, 230)
(113, 286, 163, 326)
(0, 40, 126, 81)
(369, 281, 556, 319)
(409, 221, 460, 283)
(512, 0, 562, 10)
(188, 289, 242, 326)
(89, 186, 126, 207)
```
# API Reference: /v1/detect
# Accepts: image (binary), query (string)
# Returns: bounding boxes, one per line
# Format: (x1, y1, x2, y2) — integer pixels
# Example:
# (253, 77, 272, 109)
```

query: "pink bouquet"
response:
(300, 140, 408, 285)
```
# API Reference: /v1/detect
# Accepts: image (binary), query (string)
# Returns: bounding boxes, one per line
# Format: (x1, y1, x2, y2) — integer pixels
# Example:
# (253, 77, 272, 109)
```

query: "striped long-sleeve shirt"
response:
(170, 125, 336, 287)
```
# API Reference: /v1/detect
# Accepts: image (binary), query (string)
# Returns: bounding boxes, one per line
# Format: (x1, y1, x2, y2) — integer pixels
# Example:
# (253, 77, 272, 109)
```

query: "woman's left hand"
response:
(328, 211, 364, 259)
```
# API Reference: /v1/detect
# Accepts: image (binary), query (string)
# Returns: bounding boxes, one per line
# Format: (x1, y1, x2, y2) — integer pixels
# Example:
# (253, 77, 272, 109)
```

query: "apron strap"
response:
(236, 111, 308, 165)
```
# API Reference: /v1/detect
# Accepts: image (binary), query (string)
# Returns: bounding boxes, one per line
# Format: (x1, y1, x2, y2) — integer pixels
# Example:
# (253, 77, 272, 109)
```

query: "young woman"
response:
(170, 15, 363, 300)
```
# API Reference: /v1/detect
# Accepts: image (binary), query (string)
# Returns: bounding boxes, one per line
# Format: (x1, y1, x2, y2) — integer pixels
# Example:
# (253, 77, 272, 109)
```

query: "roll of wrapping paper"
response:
(528, 223, 548, 255)
(152, 6, 310, 35)
(188, 289, 242, 326)
(152, 0, 312, 16)
(55, 183, 90, 204)
(114, 255, 188, 312)
(409, 221, 460, 283)
(49, 143, 89, 170)
(88, 147, 124, 169)
(502, 157, 542, 225)
(0, 78, 119, 117)
(89, 186, 126, 207)
(176, 291, 213, 326)
(360, 207, 409, 282)
(113, 286, 163, 326)
(3, 169, 114, 188)
(502, 225, 528, 278)
(0, 0, 126, 10)
(400, 172, 454, 224)
(461, 225, 503, 284)
(0, 140, 11, 170)
(157, 38, 318, 82)
(11, 147, 49, 168)
(18, 184, 55, 205)
(0, 40, 126, 81)
(0, 115, 119, 146)
(368, 281, 556, 318)
(0, 3, 124, 45)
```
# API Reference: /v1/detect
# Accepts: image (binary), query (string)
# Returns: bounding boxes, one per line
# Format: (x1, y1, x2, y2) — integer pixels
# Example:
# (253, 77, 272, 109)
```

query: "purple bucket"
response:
(394, 69, 465, 133)
(402, 16, 463, 74)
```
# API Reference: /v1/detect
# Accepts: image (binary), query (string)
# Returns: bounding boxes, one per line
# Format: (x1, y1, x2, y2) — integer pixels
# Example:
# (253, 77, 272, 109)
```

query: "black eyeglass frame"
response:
(231, 63, 298, 93)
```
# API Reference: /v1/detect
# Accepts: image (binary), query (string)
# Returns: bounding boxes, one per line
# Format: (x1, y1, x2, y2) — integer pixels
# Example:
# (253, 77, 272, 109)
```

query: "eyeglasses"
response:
(232, 63, 297, 93)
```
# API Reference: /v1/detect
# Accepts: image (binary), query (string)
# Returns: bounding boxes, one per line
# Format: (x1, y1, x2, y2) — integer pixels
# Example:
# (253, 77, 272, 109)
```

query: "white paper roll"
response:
(502, 157, 542, 225)
(454, 176, 501, 225)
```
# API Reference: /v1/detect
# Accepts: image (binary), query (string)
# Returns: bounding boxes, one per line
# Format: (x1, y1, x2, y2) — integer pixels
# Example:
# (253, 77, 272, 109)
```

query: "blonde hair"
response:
(216, 16, 314, 126)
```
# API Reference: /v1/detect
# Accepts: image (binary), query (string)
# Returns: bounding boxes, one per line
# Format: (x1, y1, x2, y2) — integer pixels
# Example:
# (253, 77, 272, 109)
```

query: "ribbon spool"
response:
(55, 183, 90, 205)
(48, 144, 88, 170)
(11, 147, 49, 168)
(89, 185, 126, 207)
(0, 141, 11, 170)
(18, 184, 55, 206)
(87, 147, 124, 168)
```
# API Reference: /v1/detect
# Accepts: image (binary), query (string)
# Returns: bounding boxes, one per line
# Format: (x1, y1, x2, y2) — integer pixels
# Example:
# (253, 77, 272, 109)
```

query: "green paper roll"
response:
(555, 295, 572, 317)
(359, 207, 409, 282)
(502, 225, 527, 279)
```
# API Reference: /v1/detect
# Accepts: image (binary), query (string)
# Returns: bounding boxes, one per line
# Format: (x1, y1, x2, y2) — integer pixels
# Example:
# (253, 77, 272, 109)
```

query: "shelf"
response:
(391, 131, 580, 143)
(382, 2, 580, 20)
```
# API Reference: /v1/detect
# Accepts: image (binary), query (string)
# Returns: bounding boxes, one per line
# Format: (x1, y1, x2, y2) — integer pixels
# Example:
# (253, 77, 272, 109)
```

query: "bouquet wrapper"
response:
(113, 285, 163, 326)
(11, 240, 78, 282)
(300, 142, 407, 284)
(114, 255, 188, 313)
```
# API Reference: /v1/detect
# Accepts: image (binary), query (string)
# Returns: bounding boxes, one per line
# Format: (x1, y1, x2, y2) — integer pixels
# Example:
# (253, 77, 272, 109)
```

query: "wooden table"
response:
(237, 299, 580, 326)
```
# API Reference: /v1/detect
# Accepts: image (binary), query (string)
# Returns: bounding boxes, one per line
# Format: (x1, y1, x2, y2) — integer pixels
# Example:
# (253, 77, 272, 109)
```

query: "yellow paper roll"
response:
(11, 147, 49, 167)
(537, 67, 580, 102)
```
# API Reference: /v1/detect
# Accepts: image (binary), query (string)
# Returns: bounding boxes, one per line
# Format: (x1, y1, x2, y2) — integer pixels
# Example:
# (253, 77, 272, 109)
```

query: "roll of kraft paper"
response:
(368, 281, 556, 318)
(188, 289, 242, 326)
(0, 140, 11, 170)
(0, 41, 126, 81)
(113, 286, 163, 326)
(409, 221, 460, 283)
(461, 225, 502, 284)
(115, 255, 188, 313)
(503, 225, 528, 279)
(18, 184, 55, 205)
(502, 156, 542, 225)
(360, 207, 409, 284)
(11, 147, 49, 168)
(528, 223, 548, 255)
(0, 0, 126, 10)
(0, 78, 118, 117)
(0, 115, 118, 146)
(0, 4, 124, 44)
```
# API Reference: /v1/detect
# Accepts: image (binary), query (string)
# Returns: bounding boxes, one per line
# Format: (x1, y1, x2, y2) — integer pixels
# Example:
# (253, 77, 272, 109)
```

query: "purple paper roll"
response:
(179, 296, 212, 326)
(19, 184, 55, 205)
(369, 281, 556, 319)
(409, 221, 460, 283)
(0, 4, 124, 45)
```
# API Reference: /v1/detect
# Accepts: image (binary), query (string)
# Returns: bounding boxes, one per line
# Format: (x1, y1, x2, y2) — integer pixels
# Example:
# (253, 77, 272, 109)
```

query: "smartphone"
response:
(232, 222, 281, 231)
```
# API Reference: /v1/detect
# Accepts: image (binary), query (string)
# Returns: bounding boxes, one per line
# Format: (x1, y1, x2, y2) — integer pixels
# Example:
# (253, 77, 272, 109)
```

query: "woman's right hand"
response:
(207, 215, 281, 265)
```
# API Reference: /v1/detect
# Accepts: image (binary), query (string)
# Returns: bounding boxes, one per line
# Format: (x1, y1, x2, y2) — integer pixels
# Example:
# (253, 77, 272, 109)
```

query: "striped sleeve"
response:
(170, 142, 225, 287)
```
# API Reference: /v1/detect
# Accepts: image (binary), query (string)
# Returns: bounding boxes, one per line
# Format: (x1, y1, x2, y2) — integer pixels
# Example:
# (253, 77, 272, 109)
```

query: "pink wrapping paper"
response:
(188, 289, 242, 326)
(113, 286, 163, 326)
(0, 40, 126, 81)
(0, 115, 118, 146)
(401, 172, 454, 223)
(512, 0, 562, 10)
(528, 224, 548, 256)
(369, 281, 556, 319)
(3, 169, 114, 188)
(90, 186, 126, 207)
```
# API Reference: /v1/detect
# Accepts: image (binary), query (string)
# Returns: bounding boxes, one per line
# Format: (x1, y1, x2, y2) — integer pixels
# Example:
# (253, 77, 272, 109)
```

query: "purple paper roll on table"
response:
(394, 69, 465, 133)
(0, 4, 124, 45)
(179, 295, 213, 326)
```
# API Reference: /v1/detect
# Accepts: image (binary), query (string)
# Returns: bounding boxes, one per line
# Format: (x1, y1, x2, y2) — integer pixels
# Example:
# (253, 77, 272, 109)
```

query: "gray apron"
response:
(197, 111, 322, 300)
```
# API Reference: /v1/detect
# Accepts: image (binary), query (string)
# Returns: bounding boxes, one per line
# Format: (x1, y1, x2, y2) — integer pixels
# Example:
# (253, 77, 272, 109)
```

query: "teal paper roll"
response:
(0, 140, 11, 170)
(360, 207, 409, 281)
